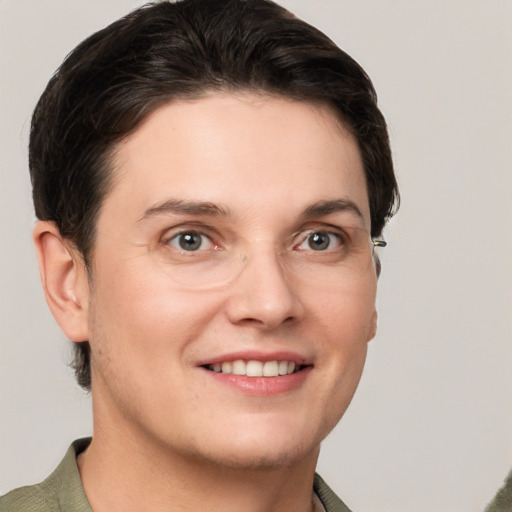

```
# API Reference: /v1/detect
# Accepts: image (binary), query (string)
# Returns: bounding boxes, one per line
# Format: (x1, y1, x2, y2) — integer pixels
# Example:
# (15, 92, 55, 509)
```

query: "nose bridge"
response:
(225, 241, 304, 328)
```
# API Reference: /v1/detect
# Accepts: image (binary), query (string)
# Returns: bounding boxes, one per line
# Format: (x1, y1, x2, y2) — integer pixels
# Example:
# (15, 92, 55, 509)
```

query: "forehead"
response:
(105, 93, 370, 227)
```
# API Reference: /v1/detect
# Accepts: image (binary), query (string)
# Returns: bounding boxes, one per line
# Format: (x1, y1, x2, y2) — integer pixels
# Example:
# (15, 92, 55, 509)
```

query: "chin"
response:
(200, 442, 316, 471)
(189, 424, 323, 471)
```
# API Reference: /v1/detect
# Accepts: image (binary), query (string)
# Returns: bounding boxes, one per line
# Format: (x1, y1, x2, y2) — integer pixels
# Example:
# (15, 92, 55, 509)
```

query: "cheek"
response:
(306, 280, 376, 385)
(309, 278, 377, 338)
(87, 271, 225, 418)
(88, 260, 223, 363)
(299, 286, 375, 439)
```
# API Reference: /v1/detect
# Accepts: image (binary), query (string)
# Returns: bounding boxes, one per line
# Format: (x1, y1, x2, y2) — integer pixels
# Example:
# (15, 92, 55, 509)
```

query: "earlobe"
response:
(367, 309, 378, 342)
(33, 221, 89, 342)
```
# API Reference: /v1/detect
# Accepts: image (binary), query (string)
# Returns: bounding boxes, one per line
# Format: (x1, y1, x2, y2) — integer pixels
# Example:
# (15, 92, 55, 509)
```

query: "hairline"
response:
(81, 88, 363, 270)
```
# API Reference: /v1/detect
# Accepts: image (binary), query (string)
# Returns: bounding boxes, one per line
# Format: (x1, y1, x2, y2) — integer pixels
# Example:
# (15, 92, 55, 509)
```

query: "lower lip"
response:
(202, 366, 312, 396)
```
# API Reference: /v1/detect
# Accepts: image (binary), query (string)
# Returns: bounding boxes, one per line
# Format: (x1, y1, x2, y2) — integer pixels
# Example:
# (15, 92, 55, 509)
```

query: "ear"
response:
(367, 309, 378, 343)
(33, 221, 90, 342)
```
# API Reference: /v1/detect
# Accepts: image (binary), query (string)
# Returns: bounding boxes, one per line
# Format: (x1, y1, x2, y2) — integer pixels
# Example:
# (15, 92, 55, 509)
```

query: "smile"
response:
(205, 360, 301, 377)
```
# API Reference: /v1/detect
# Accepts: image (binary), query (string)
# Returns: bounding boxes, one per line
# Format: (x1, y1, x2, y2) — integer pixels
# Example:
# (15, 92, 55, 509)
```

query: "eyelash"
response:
(164, 230, 217, 252)
(161, 225, 348, 254)
(294, 230, 345, 252)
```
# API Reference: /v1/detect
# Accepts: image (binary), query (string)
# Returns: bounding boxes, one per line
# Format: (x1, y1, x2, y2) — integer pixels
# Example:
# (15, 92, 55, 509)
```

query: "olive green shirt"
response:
(484, 469, 512, 512)
(0, 438, 352, 512)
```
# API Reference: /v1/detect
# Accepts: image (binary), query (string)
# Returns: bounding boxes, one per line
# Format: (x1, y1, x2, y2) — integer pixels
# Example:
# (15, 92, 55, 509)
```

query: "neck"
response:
(78, 423, 319, 512)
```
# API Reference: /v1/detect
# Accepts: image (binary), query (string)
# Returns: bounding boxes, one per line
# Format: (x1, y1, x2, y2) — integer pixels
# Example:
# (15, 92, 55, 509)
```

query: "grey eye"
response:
(180, 233, 201, 250)
(168, 231, 213, 251)
(305, 231, 340, 251)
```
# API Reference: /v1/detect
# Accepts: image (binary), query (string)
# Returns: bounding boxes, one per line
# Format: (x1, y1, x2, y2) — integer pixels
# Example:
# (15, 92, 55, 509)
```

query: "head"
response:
(30, 0, 398, 466)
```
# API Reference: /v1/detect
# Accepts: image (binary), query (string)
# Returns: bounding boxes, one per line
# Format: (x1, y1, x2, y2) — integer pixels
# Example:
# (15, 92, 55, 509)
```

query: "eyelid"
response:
(293, 222, 348, 240)
(161, 222, 218, 240)
(170, 232, 213, 249)
(160, 223, 222, 251)
(293, 227, 345, 251)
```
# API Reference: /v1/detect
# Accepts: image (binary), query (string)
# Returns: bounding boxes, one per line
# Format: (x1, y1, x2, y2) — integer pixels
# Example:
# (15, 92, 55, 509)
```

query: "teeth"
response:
(209, 360, 300, 377)
(263, 361, 278, 377)
(221, 362, 232, 374)
(246, 360, 263, 377)
(232, 359, 245, 375)
(278, 361, 289, 375)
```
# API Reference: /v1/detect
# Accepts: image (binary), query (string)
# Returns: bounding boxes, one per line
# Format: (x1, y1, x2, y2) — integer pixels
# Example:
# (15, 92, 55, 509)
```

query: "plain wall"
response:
(1, 1, 511, 511)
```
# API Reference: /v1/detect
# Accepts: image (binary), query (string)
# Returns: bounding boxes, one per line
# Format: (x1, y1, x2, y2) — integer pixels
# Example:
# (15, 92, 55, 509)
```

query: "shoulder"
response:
(0, 480, 59, 512)
(0, 438, 92, 512)
(485, 468, 512, 512)
(314, 473, 354, 512)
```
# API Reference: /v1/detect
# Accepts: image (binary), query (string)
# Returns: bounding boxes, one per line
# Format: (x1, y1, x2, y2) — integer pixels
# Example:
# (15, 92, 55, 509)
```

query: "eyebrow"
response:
(138, 198, 232, 222)
(303, 199, 365, 221)
(139, 197, 365, 224)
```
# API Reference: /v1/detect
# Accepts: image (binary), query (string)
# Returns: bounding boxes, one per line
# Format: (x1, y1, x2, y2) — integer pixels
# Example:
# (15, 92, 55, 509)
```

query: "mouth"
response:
(203, 359, 305, 377)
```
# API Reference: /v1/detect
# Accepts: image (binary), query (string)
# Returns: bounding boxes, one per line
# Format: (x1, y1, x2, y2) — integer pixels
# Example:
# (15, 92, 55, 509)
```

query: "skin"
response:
(34, 93, 379, 512)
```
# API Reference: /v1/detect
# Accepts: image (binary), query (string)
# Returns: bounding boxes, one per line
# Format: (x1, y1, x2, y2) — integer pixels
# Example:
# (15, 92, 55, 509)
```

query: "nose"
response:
(224, 247, 305, 330)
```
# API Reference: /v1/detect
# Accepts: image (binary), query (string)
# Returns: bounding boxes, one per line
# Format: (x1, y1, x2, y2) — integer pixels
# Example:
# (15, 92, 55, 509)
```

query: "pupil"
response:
(308, 232, 329, 250)
(179, 232, 201, 251)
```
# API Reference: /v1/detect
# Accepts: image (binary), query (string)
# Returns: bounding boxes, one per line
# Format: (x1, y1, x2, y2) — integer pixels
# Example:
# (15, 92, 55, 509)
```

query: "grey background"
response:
(1, 1, 511, 511)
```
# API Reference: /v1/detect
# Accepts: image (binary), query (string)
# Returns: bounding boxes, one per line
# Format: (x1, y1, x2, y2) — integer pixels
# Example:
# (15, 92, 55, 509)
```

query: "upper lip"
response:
(196, 350, 312, 367)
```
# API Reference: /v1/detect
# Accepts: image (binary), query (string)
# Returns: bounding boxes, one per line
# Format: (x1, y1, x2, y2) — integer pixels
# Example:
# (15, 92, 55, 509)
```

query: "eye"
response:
(166, 231, 214, 252)
(297, 231, 342, 251)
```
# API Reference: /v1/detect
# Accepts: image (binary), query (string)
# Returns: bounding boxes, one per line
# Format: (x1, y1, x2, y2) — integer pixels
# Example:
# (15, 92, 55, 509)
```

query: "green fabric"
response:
(0, 438, 92, 512)
(484, 469, 512, 512)
(1, 438, 351, 512)
(314, 473, 353, 512)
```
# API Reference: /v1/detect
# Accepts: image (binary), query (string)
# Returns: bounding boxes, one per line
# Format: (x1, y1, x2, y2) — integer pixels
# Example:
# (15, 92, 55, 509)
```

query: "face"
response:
(83, 93, 378, 468)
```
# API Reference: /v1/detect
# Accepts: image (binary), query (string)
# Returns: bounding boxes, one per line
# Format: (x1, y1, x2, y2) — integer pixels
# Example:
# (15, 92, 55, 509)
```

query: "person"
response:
(484, 469, 512, 512)
(0, 0, 399, 510)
